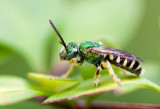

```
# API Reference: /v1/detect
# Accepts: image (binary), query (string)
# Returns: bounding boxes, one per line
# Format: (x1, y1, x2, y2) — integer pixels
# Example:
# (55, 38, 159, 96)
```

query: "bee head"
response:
(59, 43, 78, 60)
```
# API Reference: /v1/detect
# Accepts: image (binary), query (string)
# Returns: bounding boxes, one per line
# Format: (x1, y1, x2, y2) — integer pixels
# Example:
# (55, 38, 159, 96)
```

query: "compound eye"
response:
(60, 49, 67, 58)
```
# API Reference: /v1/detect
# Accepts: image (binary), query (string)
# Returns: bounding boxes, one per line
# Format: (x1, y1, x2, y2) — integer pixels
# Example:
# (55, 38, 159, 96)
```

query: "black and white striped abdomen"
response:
(104, 54, 143, 76)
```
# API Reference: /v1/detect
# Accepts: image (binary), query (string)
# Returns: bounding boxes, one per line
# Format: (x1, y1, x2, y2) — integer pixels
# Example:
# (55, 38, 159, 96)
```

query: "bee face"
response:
(59, 42, 78, 61)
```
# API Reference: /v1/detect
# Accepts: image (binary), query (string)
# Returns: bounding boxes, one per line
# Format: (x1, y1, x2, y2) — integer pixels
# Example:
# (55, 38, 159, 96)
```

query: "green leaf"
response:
(42, 76, 160, 105)
(28, 73, 80, 93)
(0, 75, 43, 106)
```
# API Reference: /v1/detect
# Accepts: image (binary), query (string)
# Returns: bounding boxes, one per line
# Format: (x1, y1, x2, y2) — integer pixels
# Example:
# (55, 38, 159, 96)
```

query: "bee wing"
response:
(88, 46, 143, 61)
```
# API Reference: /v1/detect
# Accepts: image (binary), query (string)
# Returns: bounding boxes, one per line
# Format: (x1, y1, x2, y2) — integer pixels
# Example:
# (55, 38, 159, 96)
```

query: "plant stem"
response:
(75, 101, 160, 109)
(33, 96, 160, 109)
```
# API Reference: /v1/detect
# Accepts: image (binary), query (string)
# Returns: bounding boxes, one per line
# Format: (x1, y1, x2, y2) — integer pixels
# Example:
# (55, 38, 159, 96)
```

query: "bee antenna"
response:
(49, 19, 68, 52)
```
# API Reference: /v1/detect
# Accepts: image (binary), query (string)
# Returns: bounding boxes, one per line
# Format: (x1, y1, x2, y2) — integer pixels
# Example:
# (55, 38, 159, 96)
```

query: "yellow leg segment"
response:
(63, 58, 78, 78)
(64, 64, 81, 78)
(69, 58, 77, 64)
(94, 66, 101, 87)
(106, 60, 122, 86)
(64, 64, 75, 78)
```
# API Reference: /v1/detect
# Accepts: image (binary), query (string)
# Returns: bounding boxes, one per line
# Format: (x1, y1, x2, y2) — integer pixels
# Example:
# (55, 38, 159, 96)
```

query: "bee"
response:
(49, 19, 144, 87)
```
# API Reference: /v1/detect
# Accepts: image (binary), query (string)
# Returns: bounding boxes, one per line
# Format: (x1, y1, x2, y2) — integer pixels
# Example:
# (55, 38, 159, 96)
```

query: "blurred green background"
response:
(0, 0, 160, 108)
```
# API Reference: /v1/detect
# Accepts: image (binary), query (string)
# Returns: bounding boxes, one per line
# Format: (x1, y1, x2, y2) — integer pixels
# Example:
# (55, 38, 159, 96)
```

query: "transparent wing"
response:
(88, 46, 143, 61)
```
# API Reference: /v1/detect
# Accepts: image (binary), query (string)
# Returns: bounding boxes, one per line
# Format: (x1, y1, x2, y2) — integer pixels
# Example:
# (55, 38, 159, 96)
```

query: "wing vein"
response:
(88, 46, 143, 61)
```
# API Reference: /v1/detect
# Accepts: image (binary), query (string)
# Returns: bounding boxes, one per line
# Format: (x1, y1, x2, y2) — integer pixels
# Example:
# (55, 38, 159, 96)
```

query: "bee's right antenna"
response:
(49, 19, 68, 52)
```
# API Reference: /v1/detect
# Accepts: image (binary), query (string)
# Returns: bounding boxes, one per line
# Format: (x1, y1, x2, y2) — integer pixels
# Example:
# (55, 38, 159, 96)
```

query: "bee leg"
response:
(119, 68, 127, 75)
(69, 58, 77, 64)
(63, 58, 80, 78)
(64, 58, 83, 78)
(94, 66, 101, 87)
(63, 64, 76, 78)
(106, 60, 122, 86)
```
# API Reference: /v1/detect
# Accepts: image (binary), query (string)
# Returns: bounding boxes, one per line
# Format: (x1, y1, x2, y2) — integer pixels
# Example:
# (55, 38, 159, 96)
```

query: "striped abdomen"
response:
(104, 54, 142, 76)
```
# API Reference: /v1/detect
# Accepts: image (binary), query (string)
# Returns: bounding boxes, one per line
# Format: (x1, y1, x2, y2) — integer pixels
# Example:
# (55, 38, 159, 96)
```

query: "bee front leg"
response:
(64, 64, 76, 78)
(106, 60, 122, 86)
(64, 58, 82, 78)
(94, 66, 101, 87)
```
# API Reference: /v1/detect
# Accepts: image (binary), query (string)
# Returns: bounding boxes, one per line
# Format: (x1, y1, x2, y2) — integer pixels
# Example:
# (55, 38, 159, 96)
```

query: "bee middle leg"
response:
(94, 66, 101, 87)
(105, 60, 122, 86)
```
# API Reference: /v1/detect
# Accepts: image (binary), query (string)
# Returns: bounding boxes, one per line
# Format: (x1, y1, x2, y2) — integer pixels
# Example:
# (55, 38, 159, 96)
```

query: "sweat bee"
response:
(49, 19, 144, 87)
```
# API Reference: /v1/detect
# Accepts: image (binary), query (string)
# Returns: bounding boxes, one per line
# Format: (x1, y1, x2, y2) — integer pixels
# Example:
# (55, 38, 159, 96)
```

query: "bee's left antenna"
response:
(49, 19, 68, 52)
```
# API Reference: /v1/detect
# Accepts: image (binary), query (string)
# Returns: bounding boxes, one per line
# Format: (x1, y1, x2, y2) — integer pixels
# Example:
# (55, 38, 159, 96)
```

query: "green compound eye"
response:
(59, 43, 79, 61)
(49, 19, 144, 87)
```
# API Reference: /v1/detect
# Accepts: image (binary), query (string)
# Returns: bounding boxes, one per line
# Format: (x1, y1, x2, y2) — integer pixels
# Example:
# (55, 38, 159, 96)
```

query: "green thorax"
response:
(79, 41, 104, 65)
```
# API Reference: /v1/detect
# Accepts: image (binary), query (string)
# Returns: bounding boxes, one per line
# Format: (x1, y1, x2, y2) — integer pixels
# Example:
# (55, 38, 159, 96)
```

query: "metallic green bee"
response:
(49, 19, 144, 87)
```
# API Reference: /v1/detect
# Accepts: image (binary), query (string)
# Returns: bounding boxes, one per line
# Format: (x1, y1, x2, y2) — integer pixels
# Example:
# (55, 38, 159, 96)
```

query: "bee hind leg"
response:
(106, 60, 122, 86)
(94, 66, 101, 87)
